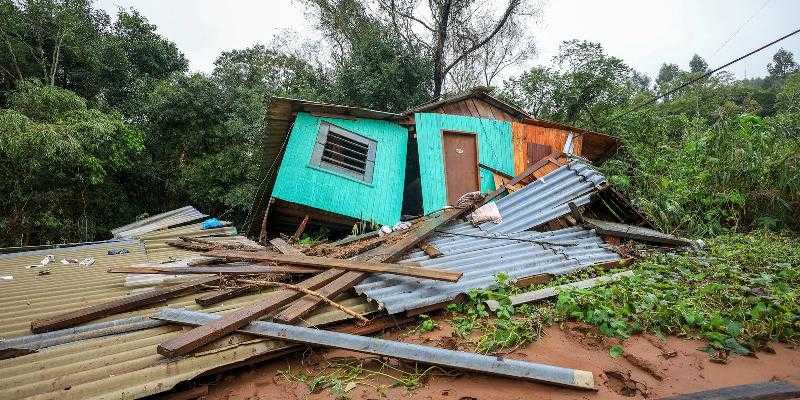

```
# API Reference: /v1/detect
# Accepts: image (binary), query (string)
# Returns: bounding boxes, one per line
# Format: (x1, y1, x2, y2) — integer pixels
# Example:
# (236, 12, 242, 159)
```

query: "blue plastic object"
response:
(201, 218, 223, 230)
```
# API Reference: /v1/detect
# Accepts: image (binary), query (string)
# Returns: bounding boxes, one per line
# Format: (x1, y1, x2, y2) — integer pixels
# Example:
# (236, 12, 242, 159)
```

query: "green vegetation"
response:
(556, 232, 800, 355)
(279, 356, 440, 398)
(2, 0, 799, 247)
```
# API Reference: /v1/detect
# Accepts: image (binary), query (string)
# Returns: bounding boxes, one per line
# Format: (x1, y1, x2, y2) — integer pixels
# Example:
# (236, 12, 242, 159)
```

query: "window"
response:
(310, 122, 376, 183)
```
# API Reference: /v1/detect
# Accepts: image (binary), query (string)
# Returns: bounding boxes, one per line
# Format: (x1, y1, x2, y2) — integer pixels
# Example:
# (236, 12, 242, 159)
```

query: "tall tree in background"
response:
(767, 48, 798, 81)
(306, 0, 537, 99)
(689, 54, 708, 73)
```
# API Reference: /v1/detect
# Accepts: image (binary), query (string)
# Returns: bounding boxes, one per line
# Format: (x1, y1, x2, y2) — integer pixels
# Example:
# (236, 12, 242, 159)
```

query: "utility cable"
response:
(602, 26, 800, 127)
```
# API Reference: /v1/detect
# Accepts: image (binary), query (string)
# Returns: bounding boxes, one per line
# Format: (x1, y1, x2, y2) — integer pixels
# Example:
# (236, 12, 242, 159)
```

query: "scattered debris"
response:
(486, 270, 634, 311)
(604, 369, 648, 397)
(154, 308, 597, 390)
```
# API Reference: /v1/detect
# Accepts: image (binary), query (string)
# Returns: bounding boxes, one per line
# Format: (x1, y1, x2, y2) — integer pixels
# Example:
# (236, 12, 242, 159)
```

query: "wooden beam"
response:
(290, 215, 309, 243)
(108, 264, 321, 275)
(195, 239, 303, 308)
(269, 238, 303, 255)
(206, 250, 462, 282)
(30, 276, 220, 333)
(418, 240, 443, 258)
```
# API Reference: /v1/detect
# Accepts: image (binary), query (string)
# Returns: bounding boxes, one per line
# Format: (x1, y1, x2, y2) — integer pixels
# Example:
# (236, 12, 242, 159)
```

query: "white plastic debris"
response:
(61, 258, 79, 265)
(392, 221, 412, 231)
(378, 225, 393, 237)
(41, 255, 54, 266)
(0, 275, 13, 282)
(469, 201, 502, 225)
(79, 257, 96, 267)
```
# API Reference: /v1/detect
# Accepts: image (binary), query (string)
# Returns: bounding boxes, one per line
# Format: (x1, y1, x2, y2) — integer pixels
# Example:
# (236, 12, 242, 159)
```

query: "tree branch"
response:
(442, 0, 521, 75)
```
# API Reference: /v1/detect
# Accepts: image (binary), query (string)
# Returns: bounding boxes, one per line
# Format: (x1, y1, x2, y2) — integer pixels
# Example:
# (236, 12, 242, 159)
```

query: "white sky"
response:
(96, 0, 800, 81)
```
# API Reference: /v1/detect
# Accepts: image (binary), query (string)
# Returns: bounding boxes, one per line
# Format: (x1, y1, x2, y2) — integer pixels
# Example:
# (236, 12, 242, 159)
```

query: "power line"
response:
(709, 0, 772, 60)
(602, 26, 800, 127)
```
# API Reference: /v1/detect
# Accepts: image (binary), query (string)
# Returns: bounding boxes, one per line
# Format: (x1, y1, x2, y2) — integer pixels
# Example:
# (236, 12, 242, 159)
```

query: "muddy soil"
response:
(200, 321, 800, 400)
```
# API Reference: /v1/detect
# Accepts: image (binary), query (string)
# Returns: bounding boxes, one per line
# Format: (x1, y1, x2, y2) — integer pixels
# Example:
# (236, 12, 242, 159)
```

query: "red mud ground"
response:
(200, 320, 800, 400)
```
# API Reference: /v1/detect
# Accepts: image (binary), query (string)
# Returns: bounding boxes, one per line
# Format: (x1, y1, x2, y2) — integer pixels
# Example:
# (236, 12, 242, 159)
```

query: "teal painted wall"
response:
(415, 112, 514, 214)
(272, 112, 408, 226)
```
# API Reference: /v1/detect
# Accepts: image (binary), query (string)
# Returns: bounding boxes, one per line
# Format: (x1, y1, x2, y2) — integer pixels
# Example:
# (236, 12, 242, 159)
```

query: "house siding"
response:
(272, 112, 408, 226)
(415, 112, 514, 214)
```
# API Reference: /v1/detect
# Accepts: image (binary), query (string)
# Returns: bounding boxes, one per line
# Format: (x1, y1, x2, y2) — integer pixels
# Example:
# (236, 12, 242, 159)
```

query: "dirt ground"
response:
(200, 320, 800, 400)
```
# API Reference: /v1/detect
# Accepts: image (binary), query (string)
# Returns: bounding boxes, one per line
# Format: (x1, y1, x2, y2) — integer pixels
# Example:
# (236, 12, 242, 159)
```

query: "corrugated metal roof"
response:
(111, 206, 209, 239)
(356, 226, 619, 314)
(0, 233, 373, 400)
(355, 160, 616, 314)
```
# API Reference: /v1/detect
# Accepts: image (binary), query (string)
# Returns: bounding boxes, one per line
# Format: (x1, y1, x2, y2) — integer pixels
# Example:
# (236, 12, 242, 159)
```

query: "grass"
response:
(444, 231, 800, 358)
(278, 356, 443, 399)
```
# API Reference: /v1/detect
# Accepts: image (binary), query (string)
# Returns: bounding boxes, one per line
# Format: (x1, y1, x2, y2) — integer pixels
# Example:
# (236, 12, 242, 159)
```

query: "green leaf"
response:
(609, 345, 624, 358)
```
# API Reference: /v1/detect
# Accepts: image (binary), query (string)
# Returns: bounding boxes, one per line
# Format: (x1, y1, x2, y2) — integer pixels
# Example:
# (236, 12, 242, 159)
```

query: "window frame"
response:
(310, 122, 377, 184)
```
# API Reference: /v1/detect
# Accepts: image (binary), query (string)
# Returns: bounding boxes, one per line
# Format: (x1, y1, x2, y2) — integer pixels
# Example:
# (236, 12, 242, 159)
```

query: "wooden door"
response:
(443, 131, 479, 205)
(526, 142, 552, 166)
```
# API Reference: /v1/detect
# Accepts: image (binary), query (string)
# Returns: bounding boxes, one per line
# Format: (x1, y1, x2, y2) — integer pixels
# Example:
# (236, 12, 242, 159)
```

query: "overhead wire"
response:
(601, 26, 800, 127)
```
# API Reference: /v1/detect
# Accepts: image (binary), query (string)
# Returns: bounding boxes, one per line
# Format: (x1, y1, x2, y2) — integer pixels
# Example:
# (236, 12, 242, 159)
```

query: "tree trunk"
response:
(431, 0, 452, 99)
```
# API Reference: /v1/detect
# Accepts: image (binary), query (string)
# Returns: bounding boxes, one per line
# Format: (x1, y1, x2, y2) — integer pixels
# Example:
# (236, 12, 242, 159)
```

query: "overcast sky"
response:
(95, 0, 800, 81)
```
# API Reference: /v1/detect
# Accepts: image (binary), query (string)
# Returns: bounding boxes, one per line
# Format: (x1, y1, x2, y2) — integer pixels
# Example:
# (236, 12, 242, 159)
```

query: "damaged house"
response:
(246, 87, 623, 239)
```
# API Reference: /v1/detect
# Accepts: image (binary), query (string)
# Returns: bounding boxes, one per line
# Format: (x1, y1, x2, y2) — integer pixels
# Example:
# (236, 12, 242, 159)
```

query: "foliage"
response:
(447, 273, 554, 353)
(555, 232, 800, 355)
(415, 314, 438, 333)
(0, 79, 144, 245)
(279, 356, 437, 398)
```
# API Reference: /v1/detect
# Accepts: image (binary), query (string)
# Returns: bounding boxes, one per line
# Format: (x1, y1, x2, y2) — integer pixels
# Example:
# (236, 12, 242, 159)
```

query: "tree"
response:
(656, 63, 681, 87)
(0, 80, 144, 246)
(767, 48, 798, 80)
(304, 0, 537, 99)
(689, 54, 708, 73)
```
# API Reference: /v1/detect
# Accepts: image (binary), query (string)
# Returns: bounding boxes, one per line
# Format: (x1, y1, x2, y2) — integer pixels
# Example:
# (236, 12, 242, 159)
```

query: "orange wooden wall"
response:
(511, 122, 583, 174)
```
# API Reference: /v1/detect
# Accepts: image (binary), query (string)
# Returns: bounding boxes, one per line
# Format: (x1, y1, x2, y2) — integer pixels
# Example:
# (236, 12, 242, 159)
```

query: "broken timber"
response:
(486, 270, 634, 311)
(155, 308, 595, 390)
(195, 238, 302, 308)
(107, 265, 320, 275)
(206, 250, 462, 282)
(583, 217, 693, 247)
(30, 276, 220, 333)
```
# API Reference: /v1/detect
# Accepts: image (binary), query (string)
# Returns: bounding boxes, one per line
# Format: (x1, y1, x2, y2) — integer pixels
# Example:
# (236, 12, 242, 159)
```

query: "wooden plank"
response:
(156, 268, 344, 357)
(269, 238, 304, 255)
(195, 238, 304, 308)
(290, 215, 309, 243)
(275, 159, 548, 323)
(30, 276, 220, 333)
(418, 240, 443, 258)
(657, 380, 800, 400)
(206, 250, 462, 282)
(584, 217, 693, 247)
(108, 264, 320, 275)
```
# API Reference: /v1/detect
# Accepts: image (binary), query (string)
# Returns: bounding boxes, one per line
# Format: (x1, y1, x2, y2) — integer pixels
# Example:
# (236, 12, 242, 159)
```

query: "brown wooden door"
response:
(527, 142, 552, 166)
(443, 131, 480, 205)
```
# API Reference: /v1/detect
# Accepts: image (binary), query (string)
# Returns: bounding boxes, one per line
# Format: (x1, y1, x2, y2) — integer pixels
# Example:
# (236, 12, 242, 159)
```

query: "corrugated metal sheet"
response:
(0, 235, 373, 400)
(110, 206, 209, 239)
(356, 226, 619, 314)
(355, 160, 616, 314)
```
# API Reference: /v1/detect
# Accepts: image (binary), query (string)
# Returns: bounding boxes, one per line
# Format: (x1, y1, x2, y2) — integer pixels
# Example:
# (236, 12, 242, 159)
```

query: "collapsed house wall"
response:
(414, 112, 515, 214)
(271, 112, 408, 226)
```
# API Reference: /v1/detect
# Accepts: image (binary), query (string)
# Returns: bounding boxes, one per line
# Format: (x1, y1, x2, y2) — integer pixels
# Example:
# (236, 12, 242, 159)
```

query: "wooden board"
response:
(108, 264, 320, 275)
(206, 250, 462, 282)
(30, 276, 220, 333)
